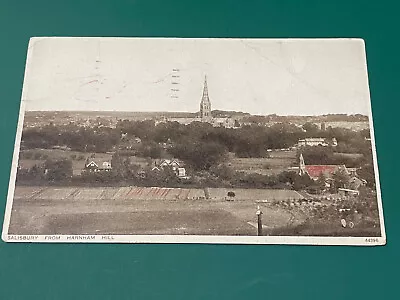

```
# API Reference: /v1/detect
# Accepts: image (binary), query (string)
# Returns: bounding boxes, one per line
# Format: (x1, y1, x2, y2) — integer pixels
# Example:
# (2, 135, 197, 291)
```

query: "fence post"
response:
(256, 206, 263, 236)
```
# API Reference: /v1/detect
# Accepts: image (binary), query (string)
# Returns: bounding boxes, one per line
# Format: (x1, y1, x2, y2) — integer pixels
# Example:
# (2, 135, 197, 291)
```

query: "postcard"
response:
(2, 37, 385, 245)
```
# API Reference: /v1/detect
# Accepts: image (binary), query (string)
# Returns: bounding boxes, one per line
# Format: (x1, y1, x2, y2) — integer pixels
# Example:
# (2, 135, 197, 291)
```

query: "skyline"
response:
(22, 37, 372, 116)
(23, 109, 369, 117)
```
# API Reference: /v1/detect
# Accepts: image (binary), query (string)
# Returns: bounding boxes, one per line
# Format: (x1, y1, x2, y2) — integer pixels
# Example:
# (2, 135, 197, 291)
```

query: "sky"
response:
(22, 37, 372, 116)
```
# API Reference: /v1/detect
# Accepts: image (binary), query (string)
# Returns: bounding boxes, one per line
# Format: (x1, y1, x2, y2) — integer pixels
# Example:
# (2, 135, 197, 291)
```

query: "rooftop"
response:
(305, 165, 346, 179)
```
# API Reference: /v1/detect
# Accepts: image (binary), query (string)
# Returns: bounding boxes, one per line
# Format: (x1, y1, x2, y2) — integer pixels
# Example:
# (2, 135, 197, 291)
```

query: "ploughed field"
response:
(8, 186, 304, 235)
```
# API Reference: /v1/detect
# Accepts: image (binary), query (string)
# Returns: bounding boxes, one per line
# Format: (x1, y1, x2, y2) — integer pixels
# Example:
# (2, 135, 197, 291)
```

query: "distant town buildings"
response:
(118, 134, 142, 150)
(298, 137, 337, 147)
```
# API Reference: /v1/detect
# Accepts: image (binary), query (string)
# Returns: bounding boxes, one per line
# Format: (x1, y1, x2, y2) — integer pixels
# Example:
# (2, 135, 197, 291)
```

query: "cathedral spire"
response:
(202, 75, 209, 100)
(200, 75, 211, 120)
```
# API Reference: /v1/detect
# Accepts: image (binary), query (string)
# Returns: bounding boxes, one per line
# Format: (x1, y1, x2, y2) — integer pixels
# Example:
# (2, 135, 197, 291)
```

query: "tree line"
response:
(23, 119, 369, 156)
(17, 153, 357, 192)
(20, 119, 372, 182)
(22, 123, 120, 153)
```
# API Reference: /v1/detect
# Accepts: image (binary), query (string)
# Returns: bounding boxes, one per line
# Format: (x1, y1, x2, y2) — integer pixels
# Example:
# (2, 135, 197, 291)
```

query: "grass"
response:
(42, 210, 256, 235)
(21, 148, 111, 160)
(14, 186, 303, 201)
(267, 220, 381, 237)
(9, 186, 301, 235)
(228, 150, 297, 175)
(8, 198, 260, 235)
(333, 153, 364, 159)
(10, 187, 379, 237)
(207, 188, 303, 201)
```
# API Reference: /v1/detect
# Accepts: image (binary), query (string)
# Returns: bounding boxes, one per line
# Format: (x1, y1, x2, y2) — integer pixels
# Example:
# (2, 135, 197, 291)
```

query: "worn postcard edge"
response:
(1, 37, 387, 245)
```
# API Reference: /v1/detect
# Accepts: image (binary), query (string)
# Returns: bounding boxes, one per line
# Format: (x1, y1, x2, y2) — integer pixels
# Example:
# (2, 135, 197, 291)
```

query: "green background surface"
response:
(0, 1, 398, 299)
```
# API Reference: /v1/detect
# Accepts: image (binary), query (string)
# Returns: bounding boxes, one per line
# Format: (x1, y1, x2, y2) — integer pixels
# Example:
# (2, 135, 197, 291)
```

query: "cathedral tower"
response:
(200, 75, 212, 121)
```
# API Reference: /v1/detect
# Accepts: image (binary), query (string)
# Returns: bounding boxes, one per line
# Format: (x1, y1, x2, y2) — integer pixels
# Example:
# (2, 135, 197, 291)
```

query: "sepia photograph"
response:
(2, 37, 385, 245)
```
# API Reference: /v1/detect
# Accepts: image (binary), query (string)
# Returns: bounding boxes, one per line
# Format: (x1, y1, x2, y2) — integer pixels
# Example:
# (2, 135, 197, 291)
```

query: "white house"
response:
(298, 137, 337, 147)
(159, 159, 181, 171)
(177, 167, 186, 178)
(152, 159, 188, 178)
(84, 160, 112, 172)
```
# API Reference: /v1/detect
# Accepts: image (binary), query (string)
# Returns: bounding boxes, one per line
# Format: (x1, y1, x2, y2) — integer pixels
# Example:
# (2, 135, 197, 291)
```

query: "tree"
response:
(44, 158, 73, 181)
(169, 141, 227, 171)
(158, 166, 180, 186)
(110, 152, 140, 180)
(302, 122, 319, 135)
(357, 165, 376, 188)
(139, 142, 162, 159)
(277, 171, 297, 185)
(111, 152, 125, 178)
(293, 174, 314, 191)
(299, 146, 334, 165)
(332, 168, 351, 191)
(210, 165, 235, 181)
(317, 172, 327, 190)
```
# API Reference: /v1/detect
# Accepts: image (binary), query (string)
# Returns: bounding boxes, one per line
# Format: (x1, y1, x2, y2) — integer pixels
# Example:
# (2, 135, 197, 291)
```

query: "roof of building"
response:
(305, 165, 346, 179)
(152, 159, 183, 167)
(338, 188, 360, 193)
(299, 137, 337, 142)
(160, 159, 181, 166)
(86, 159, 112, 169)
(303, 138, 326, 141)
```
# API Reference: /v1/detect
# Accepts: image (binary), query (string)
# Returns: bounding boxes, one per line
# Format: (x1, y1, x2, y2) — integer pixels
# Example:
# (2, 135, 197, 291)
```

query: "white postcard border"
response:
(1, 37, 387, 246)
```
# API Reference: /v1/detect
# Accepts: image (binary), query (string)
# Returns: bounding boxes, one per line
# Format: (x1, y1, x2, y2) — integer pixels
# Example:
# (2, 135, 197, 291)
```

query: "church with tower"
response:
(158, 75, 236, 128)
(199, 76, 212, 122)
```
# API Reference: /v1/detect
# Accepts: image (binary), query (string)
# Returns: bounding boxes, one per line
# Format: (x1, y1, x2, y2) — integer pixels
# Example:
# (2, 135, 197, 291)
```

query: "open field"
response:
(8, 186, 380, 237)
(228, 150, 297, 175)
(207, 188, 302, 201)
(9, 186, 305, 235)
(21, 148, 112, 160)
(324, 121, 369, 131)
(8, 200, 299, 236)
(333, 152, 364, 159)
(14, 186, 303, 201)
